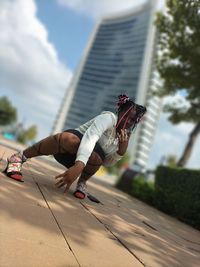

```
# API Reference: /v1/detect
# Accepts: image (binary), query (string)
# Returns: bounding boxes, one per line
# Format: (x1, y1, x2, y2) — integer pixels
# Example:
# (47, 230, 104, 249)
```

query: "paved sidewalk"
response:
(0, 139, 200, 267)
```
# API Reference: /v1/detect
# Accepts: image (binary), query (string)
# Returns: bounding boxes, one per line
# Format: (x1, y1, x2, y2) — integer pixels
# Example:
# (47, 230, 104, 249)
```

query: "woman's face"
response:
(117, 107, 137, 131)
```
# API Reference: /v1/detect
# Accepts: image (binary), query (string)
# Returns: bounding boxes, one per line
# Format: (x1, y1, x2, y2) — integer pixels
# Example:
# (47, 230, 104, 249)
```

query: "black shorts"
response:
(53, 129, 105, 168)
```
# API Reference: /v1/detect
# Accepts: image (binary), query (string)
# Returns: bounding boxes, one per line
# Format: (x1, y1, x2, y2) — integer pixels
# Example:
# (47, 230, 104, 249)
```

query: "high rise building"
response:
(53, 0, 161, 171)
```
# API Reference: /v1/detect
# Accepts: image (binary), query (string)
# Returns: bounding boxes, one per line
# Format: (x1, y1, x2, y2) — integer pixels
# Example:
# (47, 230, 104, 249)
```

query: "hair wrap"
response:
(117, 94, 130, 108)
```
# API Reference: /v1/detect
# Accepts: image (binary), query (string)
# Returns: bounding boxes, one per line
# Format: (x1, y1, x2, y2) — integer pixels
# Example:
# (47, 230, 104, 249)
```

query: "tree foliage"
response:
(155, 0, 200, 166)
(166, 154, 177, 167)
(17, 125, 37, 144)
(0, 96, 17, 125)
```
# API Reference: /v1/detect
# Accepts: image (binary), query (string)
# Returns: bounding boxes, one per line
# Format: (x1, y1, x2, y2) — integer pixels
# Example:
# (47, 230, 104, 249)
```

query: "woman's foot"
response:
(73, 181, 87, 199)
(5, 152, 26, 182)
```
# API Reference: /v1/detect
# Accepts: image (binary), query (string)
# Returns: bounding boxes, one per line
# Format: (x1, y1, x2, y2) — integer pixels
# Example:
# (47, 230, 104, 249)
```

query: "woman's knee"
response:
(57, 132, 80, 154)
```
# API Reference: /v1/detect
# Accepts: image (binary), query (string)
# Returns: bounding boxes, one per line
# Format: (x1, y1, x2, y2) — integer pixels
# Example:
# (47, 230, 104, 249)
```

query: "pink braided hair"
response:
(116, 95, 135, 130)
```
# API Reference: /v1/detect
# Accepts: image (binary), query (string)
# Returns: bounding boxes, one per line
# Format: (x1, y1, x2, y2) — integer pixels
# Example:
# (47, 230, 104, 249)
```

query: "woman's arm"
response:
(75, 113, 115, 165)
(55, 113, 115, 191)
(103, 129, 130, 166)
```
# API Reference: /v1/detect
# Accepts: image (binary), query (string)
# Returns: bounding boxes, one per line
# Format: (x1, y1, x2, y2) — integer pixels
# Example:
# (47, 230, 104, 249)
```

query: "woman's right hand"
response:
(55, 161, 85, 193)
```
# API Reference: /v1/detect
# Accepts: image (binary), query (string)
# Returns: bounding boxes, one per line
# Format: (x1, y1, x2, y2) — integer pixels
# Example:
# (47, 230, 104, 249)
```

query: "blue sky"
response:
(36, 0, 94, 70)
(0, 0, 199, 169)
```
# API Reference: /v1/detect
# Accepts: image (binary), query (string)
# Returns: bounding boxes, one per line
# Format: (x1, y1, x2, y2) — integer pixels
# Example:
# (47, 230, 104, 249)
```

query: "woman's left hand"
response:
(117, 129, 129, 156)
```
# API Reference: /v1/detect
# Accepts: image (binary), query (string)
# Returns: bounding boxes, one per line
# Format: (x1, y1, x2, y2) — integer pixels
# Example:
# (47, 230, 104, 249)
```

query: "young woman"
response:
(5, 94, 146, 199)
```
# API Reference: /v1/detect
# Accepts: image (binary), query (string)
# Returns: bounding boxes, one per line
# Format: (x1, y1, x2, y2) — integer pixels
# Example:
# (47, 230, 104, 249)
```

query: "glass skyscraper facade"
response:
(53, 0, 161, 171)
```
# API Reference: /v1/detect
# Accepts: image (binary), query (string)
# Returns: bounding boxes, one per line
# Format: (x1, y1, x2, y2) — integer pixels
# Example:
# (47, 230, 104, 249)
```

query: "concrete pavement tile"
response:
(38, 185, 143, 267)
(115, 228, 200, 267)
(86, 179, 200, 244)
(36, 184, 110, 236)
(61, 226, 143, 267)
(0, 172, 46, 207)
(0, 233, 78, 267)
(0, 194, 69, 248)
(37, 175, 200, 267)
(0, 138, 26, 152)
(136, 216, 200, 255)
(84, 201, 200, 267)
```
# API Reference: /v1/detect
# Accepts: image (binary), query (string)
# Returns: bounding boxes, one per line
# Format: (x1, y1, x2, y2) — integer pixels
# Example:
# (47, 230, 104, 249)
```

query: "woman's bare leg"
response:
(74, 152, 103, 199)
(78, 152, 102, 182)
(6, 132, 80, 181)
(23, 132, 80, 158)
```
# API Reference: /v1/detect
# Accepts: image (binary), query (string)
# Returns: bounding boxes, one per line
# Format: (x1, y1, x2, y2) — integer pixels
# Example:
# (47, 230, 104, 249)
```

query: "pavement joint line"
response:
(181, 237, 200, 245)
(26, 162, 82, 267)
(80, 202, 146, 266)
(142, 221, 158, 231)
(141, 221, 194, 255)
(141, 221, 200, 253)
(187, 247, 200, 253)
(158, 231, 200, 255)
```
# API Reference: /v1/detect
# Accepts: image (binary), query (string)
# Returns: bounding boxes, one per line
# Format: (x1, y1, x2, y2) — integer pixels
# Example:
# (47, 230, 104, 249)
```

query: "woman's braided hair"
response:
(116, 94, 147, 131)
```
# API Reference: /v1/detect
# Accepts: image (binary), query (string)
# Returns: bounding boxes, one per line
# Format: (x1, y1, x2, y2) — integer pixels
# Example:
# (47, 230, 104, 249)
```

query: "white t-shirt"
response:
(75, 111, 123, 166)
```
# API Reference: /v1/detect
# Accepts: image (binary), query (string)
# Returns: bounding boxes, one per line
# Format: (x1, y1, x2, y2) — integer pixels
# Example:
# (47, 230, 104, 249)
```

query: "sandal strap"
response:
(75, 182, 87, 194)
(7, 162, 22, 173)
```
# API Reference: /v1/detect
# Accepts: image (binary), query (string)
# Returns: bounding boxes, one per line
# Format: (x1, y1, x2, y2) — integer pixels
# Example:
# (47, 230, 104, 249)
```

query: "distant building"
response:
(53, 0, 162, 171)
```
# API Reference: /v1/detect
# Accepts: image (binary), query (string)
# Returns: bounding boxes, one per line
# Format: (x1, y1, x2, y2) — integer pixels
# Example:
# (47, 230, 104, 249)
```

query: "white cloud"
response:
(163, 92, 190, 109)
(57, 0, 148, 19)
(57, 0, 165, 19)
(0, 0, 72, 139)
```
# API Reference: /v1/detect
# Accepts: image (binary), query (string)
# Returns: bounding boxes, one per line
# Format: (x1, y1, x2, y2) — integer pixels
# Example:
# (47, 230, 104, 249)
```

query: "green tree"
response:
(0, 96, 17, 125)
(17, 125, 37, 144)
(166, 154, 177, 167)
(155, 0, 200, 167)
